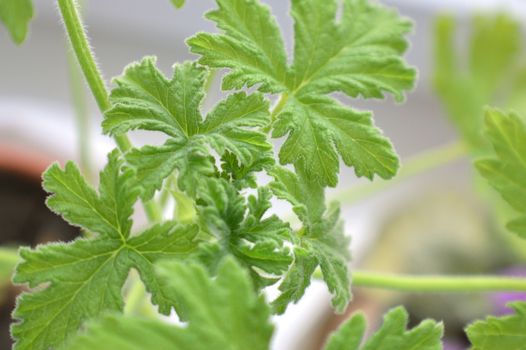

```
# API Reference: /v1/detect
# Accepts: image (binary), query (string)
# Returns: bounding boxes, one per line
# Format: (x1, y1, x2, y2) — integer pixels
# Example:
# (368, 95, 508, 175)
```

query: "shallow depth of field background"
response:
(1, 1, 526, 349)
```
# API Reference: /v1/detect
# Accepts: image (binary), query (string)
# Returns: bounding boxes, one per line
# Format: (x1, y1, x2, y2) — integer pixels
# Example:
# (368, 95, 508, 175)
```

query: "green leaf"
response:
(189, 0, 414, 186)
(125, 138, 215, 200)
(0, 0, 33, 44)
(467, 302, 526, 350)
(104, 57, 273, 199)
(196, 178, 292, 288)
(43, 151, 139, 240)
(219, 151, 274, 189)
(171, 0, 185, 9)
(325, 307, 443, 350)
(63, 258, 274, 350)
(270, 167, 350, 313)
(476, 109, 526, 238)
(61, 315, 186, 350)
(289, 0, 413, 101)
(187, 0, 288, 93)
(159, 257, 274, 349)
(325, 312, 366, 350)
(273, 95, 399, 187)
(434, 14, 521, 152)
(12, 152, 199, 350)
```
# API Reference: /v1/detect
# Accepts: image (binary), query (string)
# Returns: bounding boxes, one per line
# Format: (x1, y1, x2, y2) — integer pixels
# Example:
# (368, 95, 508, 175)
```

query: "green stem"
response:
(57, 0, 161, 222)
(124, 273, 157, 318)
(57, 0, 109, 112)
(351, 271, 526, 293)
(264, 93, 289, 134)
(67, 41, 93, 180)
(0, 248, 18, 266)
(271, 93, 289, 122)
(0, 248, 19, 282)
(331, 140, 469, 206)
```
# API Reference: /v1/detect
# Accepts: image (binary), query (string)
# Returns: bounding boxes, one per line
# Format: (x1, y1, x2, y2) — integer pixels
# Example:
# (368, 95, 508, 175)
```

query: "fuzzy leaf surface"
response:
(270, 167, 350, 313)
(190, 0, 415, 186)
(476, 109, 526, 238)
(196, 178, 292, 288)
(187, 0, 288, 93)
(0, 0, 33, 44)
(11, 152, 198, 350)
(104, 57, 273, 199)
(325, 307, 443, 350)
(63, 258, 274, 350)
(467, 302, 526, 350)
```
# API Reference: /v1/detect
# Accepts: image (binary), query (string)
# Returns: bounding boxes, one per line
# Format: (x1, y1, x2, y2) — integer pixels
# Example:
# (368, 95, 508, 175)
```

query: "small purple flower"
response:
(490, 266, 526, 315)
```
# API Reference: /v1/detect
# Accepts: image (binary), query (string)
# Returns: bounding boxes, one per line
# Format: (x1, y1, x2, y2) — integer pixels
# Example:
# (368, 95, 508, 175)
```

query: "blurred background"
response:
(2, 0, 526, 349)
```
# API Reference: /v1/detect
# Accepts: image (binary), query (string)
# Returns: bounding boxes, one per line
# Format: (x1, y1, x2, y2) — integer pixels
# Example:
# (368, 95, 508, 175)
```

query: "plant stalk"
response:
(0, 248, 19, 266)
(57, 0, 161, 222)
(331, 140, 469, 206)
(67, 51, 93, 179)
(271, 93, 289, 122)
(351, 271, 526, 293)
(0, 248, 19, 282)
(311, 269, 526, 293)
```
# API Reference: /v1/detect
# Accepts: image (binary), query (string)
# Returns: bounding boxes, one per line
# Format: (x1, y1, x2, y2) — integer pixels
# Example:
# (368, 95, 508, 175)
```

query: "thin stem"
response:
(330, 140, 469, 206)
(57, 0, 108, 112)
(0, 248, 18, 266)
(264, 93, 289, 134)
(0, 248, 19, 281)
(67, 43, 93, 180)
(351, 271, 526, 293)
(271, 93, 289, 122)
(57, 0, 161, 222)
(124, 273, 157, 318)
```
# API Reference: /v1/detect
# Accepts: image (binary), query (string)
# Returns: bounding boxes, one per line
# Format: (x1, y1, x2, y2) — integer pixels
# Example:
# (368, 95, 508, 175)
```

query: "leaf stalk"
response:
(57, 0, 161, 222)
(331, 140, 469, 205)
(351, 271, 526, 293)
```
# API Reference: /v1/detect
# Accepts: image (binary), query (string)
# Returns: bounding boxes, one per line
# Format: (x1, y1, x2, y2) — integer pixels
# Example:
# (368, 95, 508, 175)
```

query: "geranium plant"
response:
(1, 0, 526, 349)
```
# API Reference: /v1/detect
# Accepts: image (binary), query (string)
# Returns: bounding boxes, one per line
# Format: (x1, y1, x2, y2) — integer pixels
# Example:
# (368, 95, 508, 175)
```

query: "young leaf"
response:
(104, 57, 273, 199)
(476, 109, 526, 238)
(189, 0, 415, 187)
(188, 0, 288, 93)
(270, 167, 351, 313)
(11, 151, 199, 350)
(467, 302, 526, 350)
(434, 15, 521, 152)
(196, 178, 292, 288)
(325, 307, 443, 350)
(0, 0, 33, 44)
(63, 258, 274, 350)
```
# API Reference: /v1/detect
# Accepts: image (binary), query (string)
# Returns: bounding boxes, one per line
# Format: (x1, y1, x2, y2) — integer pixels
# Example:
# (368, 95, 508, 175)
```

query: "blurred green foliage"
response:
(434, 14, 526, 154)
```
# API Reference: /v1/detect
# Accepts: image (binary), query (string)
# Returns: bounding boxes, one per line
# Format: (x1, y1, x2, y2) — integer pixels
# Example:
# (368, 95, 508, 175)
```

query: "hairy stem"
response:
(331, 140, 469, 205)
(57, 0, 161, 222)
(66, 0, 93, 181)
(351, 271, 526, 293)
